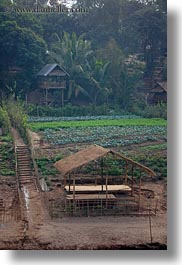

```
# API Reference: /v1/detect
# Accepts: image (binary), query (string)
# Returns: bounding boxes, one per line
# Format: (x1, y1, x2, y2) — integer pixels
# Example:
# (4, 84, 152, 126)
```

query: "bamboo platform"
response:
(66, 194, 116, 201)
(65, 184, 131, 193)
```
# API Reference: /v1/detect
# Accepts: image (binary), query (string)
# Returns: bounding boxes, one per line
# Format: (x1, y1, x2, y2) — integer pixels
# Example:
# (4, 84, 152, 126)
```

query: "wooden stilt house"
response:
(147, 82, 167, 105)
(37, 64, 69, 106)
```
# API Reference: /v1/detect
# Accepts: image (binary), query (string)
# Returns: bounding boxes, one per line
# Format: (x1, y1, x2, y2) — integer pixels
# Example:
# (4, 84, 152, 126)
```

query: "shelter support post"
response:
(106, 175, 108, 209)
(106, 158, 108, 209)
(125, 161, 128, 184)
(64, 175, 67, 188)
(131, 164, 134, 196)
(95, 175, 97, 185)
(139, 172, 142, 212)
(101, 158, 104, 192)
(69, 174, 71, 192)
(73, 176, 76, 211)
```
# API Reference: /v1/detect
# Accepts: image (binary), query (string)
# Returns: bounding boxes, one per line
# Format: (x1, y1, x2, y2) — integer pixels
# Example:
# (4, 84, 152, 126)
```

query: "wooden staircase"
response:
(16, 146, 38, 190)
(11, 128, 46, 230)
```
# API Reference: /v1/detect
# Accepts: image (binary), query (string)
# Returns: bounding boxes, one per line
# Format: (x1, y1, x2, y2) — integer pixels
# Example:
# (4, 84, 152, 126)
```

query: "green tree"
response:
(120, 0, 167, 77)
(50, 32, 93, 101)
(0, 20, 47, 99)
(86, 57, 111, 106)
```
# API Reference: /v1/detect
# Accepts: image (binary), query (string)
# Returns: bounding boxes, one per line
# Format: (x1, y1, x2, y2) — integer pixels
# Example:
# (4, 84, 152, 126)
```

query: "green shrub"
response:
(26, 103, 130, 117)
(131, 101, 167, 120)
(0, 106, 11, 135)
(3, 98, 28, 140)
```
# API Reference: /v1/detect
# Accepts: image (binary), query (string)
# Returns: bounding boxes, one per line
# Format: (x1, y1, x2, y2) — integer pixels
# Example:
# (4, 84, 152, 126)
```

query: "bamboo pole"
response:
(69, 174, 71, 192)
(64, 175, 67, 188)
(139, 172, 142, 212)
(61, 89, 64, 107)
(95, 175, 97, 185)
(73, 176, 76, 212)
(125, 161, 128, 184)
(131, 164, 134, 196)
(106, 158, 108, 209)
(87, 200, 89, 217)
(106, 175, 108, 209)
(45, 88, 48, 106)
(148, 201, 153, 244)
(101, 159, 104, 192)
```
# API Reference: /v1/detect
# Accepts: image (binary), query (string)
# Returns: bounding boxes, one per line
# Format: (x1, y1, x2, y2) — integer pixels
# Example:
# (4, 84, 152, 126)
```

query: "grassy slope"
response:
(29, 118, 167, 131)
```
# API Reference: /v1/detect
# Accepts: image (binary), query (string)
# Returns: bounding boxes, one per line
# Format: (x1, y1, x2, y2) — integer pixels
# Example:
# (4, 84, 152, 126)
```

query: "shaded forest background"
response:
(0, 0, 167, 116)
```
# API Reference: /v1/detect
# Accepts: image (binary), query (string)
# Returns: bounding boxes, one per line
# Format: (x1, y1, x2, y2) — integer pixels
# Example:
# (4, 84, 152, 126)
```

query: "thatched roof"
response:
(54, 145, 109, 175)
(54, 145, 156, 176)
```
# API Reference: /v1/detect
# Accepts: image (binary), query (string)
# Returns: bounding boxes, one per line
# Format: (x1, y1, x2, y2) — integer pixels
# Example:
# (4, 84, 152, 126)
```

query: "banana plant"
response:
(50, 32, 93, 101)
(86, 57, 111, 106)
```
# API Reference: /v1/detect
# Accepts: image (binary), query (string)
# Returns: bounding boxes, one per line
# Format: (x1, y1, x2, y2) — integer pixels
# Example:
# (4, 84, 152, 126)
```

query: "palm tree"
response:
(87, 58, 111, 106)
(50, 32, 92, 102)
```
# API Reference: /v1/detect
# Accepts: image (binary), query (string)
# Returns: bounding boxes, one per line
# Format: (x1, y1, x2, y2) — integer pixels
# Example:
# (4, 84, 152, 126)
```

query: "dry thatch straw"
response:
(54, 145, 156, 177)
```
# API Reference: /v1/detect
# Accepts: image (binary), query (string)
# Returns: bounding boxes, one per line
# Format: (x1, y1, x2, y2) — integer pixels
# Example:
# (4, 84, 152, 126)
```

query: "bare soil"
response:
(0, 178, 167, 250)
(0, 213, 167, 250)
(0, 132, 167, 250)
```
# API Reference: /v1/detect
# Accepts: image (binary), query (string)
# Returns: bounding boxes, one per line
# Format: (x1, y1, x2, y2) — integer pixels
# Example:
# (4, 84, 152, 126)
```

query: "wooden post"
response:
(45, 88, 48, 106)
(95, 175, 97, 185)
(73, 176, 76, 212)
(125, 161, 128, 184)
(101, 159, 104, 192)
(139, 172, 142, 212)
(148, 201, 153, 244)
(131, 164, 134, 196)
(106, 158, 108, 209)
(69, 174, 71, 192)
(61, 89, 64, 107)
(87, 200, 89, 217)
(106, 175, 108, 209)
(64, 175, 67, 188)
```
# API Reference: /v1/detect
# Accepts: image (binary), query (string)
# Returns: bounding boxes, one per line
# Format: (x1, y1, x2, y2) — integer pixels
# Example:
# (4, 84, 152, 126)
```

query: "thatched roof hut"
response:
(54, 145, 156, 213)
(54, 145, 156, 177)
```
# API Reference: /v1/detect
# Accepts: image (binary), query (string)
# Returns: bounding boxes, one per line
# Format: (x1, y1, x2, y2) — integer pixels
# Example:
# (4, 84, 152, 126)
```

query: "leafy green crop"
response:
(28, 115, 142, 123)
(41, 125, 167, 148)
(29, 118, 167, 131)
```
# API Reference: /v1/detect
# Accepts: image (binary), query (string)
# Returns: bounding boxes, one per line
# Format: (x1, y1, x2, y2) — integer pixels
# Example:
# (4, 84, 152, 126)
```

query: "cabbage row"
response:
(28, 115, 142, 123)
(43, 126, 167, 148)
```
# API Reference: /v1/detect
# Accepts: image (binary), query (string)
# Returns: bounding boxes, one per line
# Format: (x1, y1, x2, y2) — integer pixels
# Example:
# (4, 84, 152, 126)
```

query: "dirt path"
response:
(11, 128, 46, 231)
(22, 213, 166, 249)
(0, 212, 167, 249)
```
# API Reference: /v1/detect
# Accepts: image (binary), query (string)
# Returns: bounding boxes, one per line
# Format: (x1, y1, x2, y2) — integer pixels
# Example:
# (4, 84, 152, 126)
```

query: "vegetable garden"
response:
(29, 115, 167, 179)
(29, 115, 167, 148)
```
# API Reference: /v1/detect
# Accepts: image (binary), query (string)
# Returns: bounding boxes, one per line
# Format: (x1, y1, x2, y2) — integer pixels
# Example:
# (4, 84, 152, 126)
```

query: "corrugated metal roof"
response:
(37, 64, 57, 76)
(150, 82, 167, 93)
(37, 64, 69, 76)
(157, 82, 167, 92)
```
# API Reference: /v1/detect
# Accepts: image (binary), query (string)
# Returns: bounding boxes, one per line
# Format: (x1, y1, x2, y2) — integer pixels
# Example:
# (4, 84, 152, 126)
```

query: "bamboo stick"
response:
(73, 176, 76, 212)
(139, 173, 142, 212)
(106, 175, 108, 209)
(131, 164, 134, 196)
(125, 161, 128, 184)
